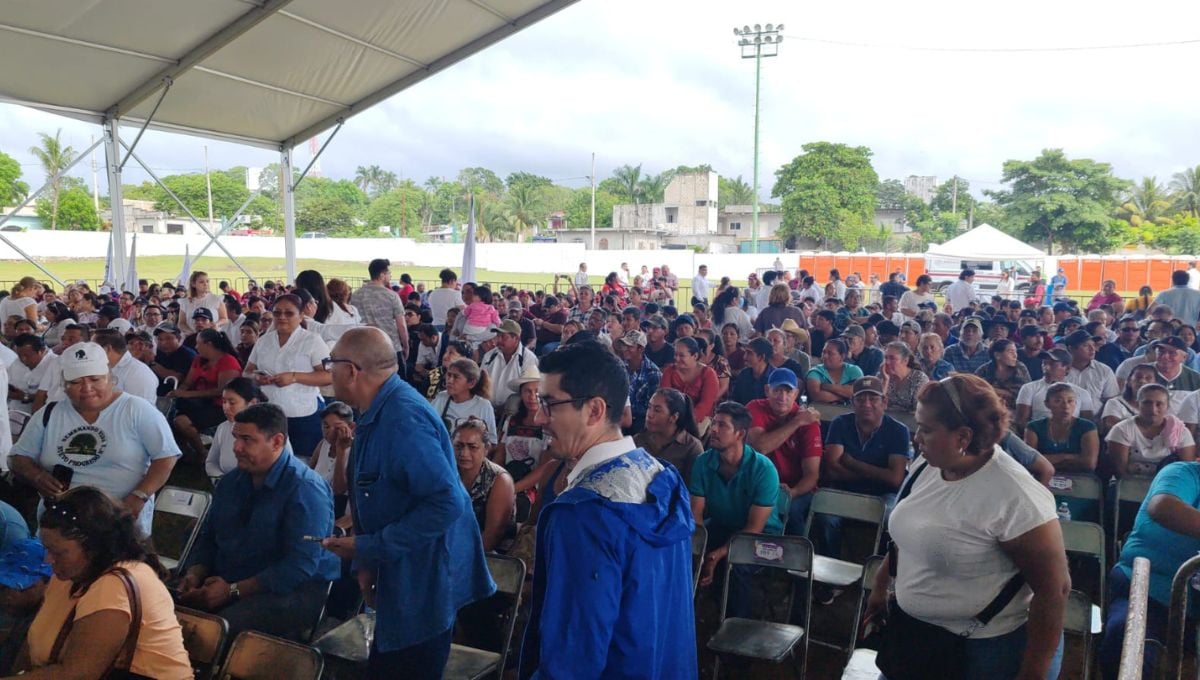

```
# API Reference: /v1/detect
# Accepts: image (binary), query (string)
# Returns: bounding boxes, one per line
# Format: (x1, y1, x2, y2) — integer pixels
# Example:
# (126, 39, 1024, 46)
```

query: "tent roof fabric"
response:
(0, 0, 578, 149)
(925, 223, 1046, 260)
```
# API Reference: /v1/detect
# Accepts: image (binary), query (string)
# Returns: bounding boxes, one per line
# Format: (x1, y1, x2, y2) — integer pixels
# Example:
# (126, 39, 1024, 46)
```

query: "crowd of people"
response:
(0, 257, 1192, 678)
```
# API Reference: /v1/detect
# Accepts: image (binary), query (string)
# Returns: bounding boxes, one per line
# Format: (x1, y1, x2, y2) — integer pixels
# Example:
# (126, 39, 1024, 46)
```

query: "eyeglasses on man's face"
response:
(537, 395, 591, 413)
(321, 356, 360, 372)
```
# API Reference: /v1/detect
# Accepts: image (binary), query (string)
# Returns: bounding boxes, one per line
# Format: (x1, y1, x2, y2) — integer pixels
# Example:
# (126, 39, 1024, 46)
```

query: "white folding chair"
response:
(152, 486, 210, 572)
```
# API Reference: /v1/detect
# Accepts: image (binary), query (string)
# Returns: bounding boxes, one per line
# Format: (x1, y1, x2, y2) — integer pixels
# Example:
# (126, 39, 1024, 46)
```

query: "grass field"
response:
(6, 256, 576, 289)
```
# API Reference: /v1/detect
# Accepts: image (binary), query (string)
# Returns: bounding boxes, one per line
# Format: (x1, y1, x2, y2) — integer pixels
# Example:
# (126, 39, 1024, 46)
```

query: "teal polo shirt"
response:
(689, 444, 784, 535)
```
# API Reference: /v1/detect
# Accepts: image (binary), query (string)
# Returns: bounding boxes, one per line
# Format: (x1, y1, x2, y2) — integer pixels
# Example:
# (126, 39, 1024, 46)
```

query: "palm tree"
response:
(375, 171, 399, 196)
(30, 129, 75, 230)
(612, 164, 643, 205)
(724, 175, 755, 205)
(424, 176, 442, 193)
(506, 183, 547, 238)
(1120, 177, 1173, 227)
(1171, 166, 1200, 218)
(637, 173, 667, 204)
(353, 166, 374, 193)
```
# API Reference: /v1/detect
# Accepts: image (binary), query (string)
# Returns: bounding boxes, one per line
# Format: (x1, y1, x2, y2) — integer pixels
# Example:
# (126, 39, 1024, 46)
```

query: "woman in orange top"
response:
(659, 337, 720, 432)
(19, 487, 192, 680)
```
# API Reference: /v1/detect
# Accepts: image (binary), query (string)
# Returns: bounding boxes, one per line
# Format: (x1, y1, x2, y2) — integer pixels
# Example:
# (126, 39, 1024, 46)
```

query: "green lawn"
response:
(8, 256, 578, 290)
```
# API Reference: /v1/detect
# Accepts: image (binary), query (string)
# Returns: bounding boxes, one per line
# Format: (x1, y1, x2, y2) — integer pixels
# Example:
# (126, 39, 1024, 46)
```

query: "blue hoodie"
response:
(518, 447, 697, 679)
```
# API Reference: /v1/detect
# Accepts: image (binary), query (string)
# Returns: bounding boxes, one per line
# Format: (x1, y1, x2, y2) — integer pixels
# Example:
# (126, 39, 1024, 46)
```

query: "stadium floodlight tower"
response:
(733, 23, 782, 254)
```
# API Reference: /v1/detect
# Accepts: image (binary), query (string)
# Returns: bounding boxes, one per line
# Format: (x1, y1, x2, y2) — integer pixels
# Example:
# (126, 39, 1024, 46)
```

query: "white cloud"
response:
(3, 0, 1200, 199)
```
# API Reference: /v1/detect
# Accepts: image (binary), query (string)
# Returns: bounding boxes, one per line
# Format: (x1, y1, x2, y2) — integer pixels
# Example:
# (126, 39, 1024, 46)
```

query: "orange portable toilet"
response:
(814, 253, 836, 280)
(1127, 258, 1150, 291)
(1079, 257, 1103, 292)
(850, 254, 869, 281)
(1149, 258, 1174, 290)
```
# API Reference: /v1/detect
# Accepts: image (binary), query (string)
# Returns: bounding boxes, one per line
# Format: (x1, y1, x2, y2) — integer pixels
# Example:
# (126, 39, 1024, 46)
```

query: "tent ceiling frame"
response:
(191, 189, 262, 261)
(119, 78, 173, 170)
(0, 22, 172, 63)
(292, 121, 343, 190)
(274, 9, 428, 69)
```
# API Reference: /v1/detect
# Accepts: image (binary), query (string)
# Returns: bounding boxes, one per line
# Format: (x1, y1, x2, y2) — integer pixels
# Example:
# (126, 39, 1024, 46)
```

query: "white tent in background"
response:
(925, 223, 1046, 261)
(462, 195, 477, 283)
(123, 234, 138, 293)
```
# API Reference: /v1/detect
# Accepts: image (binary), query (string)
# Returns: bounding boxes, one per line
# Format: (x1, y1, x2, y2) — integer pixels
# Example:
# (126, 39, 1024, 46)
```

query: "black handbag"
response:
(874, 463, 1027, 680)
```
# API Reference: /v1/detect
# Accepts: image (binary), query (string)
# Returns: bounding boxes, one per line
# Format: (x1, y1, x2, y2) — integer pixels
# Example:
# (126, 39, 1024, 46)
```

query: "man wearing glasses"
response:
(320, 328, 494, 680)
(517, 341, 696, 678)
(1097, 315, 1144, 372)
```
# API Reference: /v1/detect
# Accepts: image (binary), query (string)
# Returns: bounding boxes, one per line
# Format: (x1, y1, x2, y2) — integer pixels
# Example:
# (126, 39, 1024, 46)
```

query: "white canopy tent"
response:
(0, 0, 579, 285)
(925, 223, 1046, 261)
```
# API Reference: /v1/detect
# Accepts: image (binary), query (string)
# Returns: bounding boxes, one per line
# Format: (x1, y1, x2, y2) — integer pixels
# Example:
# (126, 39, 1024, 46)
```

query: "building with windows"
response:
(903, 175, 938, 204)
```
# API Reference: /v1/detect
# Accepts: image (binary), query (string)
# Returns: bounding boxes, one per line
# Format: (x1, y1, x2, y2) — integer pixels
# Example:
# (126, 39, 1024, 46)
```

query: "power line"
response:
(782, 34, 1200, 53)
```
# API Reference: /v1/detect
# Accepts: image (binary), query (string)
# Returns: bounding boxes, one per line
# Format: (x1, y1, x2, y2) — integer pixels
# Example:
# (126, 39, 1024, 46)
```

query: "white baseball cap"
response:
(60, 343, 110, 382)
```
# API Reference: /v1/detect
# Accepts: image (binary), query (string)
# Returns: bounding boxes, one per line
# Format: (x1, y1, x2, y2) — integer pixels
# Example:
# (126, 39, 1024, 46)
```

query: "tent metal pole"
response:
(190, 190, 261, 261)
(292, 121, 342, 190)
(121, 143, 255, 282)
(281, 147, 297, 284)
(119, 78, 172, 171)
(104, 118, 129, 288)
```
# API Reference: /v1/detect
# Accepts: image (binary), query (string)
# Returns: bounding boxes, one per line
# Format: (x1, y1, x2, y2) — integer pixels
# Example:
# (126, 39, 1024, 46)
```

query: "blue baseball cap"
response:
(767, 368, 798, 390)
(0, 539, 52, 590)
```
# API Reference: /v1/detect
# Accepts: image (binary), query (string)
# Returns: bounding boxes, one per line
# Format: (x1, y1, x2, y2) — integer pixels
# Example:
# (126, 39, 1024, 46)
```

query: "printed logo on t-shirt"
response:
(57, 426, 108, 467)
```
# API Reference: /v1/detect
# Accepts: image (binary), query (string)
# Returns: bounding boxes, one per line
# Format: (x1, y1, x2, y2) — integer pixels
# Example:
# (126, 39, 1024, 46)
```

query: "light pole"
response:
(733, 23, 782, 254)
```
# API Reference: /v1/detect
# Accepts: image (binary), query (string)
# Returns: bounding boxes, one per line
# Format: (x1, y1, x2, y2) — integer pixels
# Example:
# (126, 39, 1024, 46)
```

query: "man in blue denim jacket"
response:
(322, 328, 494, 679)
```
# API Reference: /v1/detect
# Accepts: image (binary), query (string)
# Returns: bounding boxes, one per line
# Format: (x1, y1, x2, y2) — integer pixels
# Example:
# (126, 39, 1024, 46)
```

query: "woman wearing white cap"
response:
(8, 342, 181, 538)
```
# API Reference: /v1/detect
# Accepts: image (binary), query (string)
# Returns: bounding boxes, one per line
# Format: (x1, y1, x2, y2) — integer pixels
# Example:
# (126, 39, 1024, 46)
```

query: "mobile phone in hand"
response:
(51, 464, 74, 488)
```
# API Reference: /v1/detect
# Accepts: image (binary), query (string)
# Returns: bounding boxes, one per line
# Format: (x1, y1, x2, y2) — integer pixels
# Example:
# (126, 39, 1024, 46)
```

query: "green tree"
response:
(771, 142, 879, 249)
(297, 195, 357, 234)
(610, 164, 643, 205)
(0, 151, 28, 206)
(1117, 177, 1174, 229)
(930, 177, 975, 223)
(637, 173, 668, 203)
(375, 170, 399, 196)
(719, 175, 755, 206)
(29, 130, 76, 230)
(37, 186, 98, 230)
(365, 185, 425, 236)
(152, 172, 250, 220)
(505, 172, 552, 192)
(122, 181, 158, 201)
(986, 149, 1129, 254)
(456, 167, 504, 198)
(1170, 166, 1200, 218)
(876, 179, 907, 210)
(506, 182, 547, 238)
(244, 194, 281, 231)
(295, 177, 368, 217)
(563, 188, 617, 230)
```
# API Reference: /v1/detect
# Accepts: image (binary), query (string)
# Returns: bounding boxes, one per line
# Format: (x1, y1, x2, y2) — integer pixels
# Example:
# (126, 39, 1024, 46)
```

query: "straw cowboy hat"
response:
(508, 363, 543, 393)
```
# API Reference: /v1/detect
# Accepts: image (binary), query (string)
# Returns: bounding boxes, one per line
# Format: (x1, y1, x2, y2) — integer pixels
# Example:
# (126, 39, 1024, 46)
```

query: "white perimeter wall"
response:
(0, 231, 794, 280)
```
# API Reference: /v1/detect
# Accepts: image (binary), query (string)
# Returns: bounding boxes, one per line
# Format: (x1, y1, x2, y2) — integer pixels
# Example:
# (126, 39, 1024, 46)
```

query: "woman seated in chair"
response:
(1106, 383, 1197, 479)
(1023, 383, 1100, 475)
(205, 377, 268, 480)
(454, 419, 516, 553)
(880, 341, 928, 413)
(806, 338, 863, 405)
(634, 388, 704, 484)
(16, 487, 192, 679)
(1100, 364, 1157, 438)
(168, 328, 242, 465)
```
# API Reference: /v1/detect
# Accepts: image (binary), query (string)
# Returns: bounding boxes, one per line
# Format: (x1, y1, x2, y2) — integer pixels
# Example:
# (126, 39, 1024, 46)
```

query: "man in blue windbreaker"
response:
(518, 340, 697, 679)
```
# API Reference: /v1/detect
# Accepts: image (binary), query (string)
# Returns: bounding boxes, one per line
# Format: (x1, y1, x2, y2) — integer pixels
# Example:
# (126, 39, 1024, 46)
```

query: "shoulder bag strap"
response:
(48, 567, 143, 675)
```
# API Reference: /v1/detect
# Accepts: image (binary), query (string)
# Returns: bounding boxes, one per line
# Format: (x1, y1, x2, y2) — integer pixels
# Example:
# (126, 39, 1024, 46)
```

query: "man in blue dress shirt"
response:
(322, 327, 494, 679)
(518, 341, 697, 679)
(179, 403, 341, 640)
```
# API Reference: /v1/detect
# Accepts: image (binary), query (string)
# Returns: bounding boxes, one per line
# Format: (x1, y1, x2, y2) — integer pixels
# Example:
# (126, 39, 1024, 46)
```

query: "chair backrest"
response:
(152, 486, 211, 569)
(453, 554, 525, 676)
(1051, 473, 1103, 502)
(691, 524, 708, 594)
(1063, 590, 1094, 680)
(1114, 477, 1153, 557)
(176, 606, 228, 680)
(8, 410, 29, 440)
(1116, 477, 1152, 505)
(848, 555, 886, 655)
(809, 489, 886, 524)
(774, 487, 791, 531)
(217, 630, 323, 680)
(1062, 520, 1106, 608)
(727, 532, 813, 573)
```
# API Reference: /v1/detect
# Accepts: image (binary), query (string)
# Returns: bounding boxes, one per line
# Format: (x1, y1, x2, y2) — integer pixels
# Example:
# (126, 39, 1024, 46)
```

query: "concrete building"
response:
(611, 171, 719, 248)
(103, 199, 221, 237)
(904, 175, 938, 204)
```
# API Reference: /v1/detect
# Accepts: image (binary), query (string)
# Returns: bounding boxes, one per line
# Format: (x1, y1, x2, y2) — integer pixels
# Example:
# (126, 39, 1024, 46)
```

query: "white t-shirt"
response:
(480, 346, 538, 408)
(889, 449, 1056, 638)
(325, 303, 361, 327)
(8, 352, 57, 415)
(691, 275, 710, 301)
(0, 296, 36, 323)
(310, 439, 337, 486)
(499, 414, 547, 466)
(1115, 357, 1153, 384)
(430, 392, 497, 443)
(177, 293, 222, 335)
(723, 306, 753, 340)
(205, 420, 237, 478)
(112, 352, 158, 403)
(1066, 361, 1119, 408)
(11, 393, 181, 535)
(899, 290, 936, 314)
(944, 280, 976, 312)
(1105, 417, 1196, 478)
(247, 328, 328, 418)
(1101, 397, 1137, 424)
(0, 364, 11, 468)
(427, 288, 464, 327)
(1016, 379, 1095, 421)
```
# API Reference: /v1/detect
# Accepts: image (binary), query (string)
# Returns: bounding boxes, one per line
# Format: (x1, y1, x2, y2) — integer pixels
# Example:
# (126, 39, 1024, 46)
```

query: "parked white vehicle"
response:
(924, 256, 1036, 297)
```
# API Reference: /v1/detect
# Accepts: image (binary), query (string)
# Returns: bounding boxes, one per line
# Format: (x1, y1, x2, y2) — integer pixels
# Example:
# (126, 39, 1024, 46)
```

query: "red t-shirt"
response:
(746, 398, 822, 486)
(188, 353, 243, 405)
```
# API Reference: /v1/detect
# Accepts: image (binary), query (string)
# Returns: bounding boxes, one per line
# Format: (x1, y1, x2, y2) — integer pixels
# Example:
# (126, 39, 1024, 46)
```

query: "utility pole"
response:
(734, 23, 782, 254)
(951, 175, 958, 217)
(590, 152, 596, 249)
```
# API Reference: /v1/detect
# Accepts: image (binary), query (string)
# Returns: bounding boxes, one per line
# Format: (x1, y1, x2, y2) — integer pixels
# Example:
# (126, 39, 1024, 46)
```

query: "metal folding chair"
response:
(445, 553, 526, 680)
(1050, 473, 1104, 524)
(151, 485, 211, 572)
(176, 606, 229, 680)
(1063, 590, 1096, 680)
(217, 630, 323, 680)
(801, 489, 886, 589)
(692, 524, 708, 596)
(1062, 519, 1106, 636)
(707, 533, 813, 680)
(1112, 476, 1151, 562)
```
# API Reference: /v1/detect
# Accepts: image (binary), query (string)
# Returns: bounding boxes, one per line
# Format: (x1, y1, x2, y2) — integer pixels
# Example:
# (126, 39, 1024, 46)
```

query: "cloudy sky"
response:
(3, 0, 1199, 200)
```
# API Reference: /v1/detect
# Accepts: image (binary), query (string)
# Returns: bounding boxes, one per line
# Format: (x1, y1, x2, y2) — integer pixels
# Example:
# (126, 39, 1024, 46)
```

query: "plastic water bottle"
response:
(1056, 502, 1071, 522)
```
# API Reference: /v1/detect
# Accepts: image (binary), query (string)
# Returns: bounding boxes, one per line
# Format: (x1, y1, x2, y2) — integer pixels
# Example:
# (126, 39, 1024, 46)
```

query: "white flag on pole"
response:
(124, 234, 138, 293)
(462, 194, 477, 283)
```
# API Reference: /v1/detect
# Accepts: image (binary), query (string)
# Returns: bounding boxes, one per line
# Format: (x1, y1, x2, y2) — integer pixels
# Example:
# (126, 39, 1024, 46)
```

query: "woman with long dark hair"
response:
(634, 388, 703, 483)
(205, 377, 268, 478)
(295, 269, 334, 323)
(170, 328, 243, 464)
(21, 487, 192, 679)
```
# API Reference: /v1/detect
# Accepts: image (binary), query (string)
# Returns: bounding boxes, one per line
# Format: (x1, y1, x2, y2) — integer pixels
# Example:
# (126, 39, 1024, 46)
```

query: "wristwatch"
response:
(228, 581, 241, 602)
(130, 489, 150, 502)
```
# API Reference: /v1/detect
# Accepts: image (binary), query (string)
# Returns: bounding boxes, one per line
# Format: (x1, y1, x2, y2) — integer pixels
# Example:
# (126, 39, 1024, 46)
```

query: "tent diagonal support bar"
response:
(110, 0, 298, 117)
(292, 121, 343, 190)
(121, 142, 255, 282)
(191, 190, 261, 261)
(119, 78, 173, 170)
